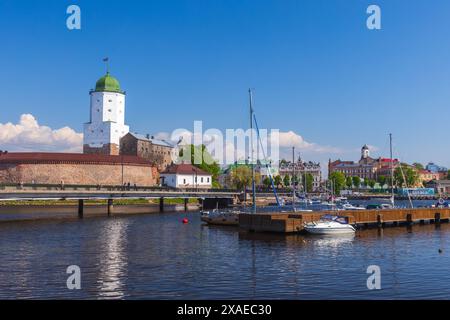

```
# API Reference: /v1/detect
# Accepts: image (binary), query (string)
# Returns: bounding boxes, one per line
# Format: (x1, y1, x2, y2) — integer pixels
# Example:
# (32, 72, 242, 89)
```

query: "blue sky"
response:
(0, 0, 449, 167)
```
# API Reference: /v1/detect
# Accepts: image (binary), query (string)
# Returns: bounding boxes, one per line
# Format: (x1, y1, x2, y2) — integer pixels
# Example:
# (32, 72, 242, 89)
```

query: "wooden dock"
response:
(239, 208, 450, 233)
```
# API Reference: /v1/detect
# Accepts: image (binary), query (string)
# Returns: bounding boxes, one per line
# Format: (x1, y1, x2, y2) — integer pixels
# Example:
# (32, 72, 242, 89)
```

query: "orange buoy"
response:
(182, 218, 189, 224)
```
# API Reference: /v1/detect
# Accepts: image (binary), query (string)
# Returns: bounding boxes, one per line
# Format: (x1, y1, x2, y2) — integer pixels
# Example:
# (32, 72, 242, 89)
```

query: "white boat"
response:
(304, 215, 356, 235)
(341, 203, 366, 210)
(200, 209, 240, 226)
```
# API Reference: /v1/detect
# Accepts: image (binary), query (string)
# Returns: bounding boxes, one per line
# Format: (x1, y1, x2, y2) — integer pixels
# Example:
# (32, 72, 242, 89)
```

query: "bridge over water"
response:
(0, 183, 242, 218)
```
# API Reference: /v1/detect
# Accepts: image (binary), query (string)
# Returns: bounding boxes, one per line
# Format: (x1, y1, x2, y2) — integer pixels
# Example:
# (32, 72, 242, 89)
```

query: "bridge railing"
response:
(0, 183, 240, 194)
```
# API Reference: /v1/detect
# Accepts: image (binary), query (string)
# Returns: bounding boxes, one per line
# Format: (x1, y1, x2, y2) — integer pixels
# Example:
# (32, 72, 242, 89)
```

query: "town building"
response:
(120, 132, 174, 171)
(426, 162, 448, 173)
(276, 157, 322, 191)
(418, 169, 441, 185)
(425, 180, 450, 195)
(328, 145, 399, 181)
(160, 163, 212, 189)
(0, 152, 156, 186)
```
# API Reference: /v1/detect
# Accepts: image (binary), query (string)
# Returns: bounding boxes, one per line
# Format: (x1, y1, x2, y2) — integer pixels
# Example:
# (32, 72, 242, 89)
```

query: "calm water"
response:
(0, 207, 450, 299)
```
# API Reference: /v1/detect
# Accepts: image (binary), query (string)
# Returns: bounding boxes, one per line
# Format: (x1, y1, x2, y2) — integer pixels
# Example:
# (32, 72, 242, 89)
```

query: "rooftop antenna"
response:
(103, 57, 110, 74)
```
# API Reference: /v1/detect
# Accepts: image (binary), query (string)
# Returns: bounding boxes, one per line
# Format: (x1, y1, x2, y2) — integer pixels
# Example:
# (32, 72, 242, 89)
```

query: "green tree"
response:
(263, 176, 271, 188)
(283, 175, 291, 187)
(413, 162, 424, 170)
(447, 170, 450, 179)
(368, 179, 376, 188)
(230, 166, 261, 190)
(377, 175, 387, 188)
(394, 165, 419, 188)
(274, 175, 282, 187)
(363, 178, 369, 187)
(291, 175, 299, 186)
(329, 172, 346, 195)
(303, 173, 314, 193)
(346, 176, 353, 189)
(352, 176, 361, 189)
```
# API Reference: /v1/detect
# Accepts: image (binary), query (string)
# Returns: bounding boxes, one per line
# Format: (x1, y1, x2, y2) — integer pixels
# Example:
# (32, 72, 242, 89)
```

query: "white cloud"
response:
(0, 114, 83, 152)
(273, 130, 343, 154)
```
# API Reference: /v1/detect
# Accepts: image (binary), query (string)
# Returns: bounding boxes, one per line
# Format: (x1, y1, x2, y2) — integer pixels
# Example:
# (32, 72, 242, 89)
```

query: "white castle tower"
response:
(83, 72, 129, 155)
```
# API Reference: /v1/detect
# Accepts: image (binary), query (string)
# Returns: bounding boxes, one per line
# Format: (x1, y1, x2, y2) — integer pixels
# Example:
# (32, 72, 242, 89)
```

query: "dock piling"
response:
(184, 198, 188, 212)
(435, 212, 441, 224)
(78, 199, 84, 219)
(159, 197, 164, 212)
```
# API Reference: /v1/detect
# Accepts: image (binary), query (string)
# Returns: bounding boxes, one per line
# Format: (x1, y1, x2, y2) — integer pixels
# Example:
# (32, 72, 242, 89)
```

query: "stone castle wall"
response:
(0, 162, 155, 186)
(83, 143, 119, 156)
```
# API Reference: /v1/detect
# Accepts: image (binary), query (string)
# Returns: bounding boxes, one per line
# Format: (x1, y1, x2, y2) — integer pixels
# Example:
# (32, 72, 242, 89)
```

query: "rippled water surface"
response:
(1, 210, 450, 299)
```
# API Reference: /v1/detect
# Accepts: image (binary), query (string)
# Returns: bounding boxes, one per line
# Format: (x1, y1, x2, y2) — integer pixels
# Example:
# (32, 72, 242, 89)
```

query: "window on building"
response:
(183, 179, 186, 184)
(207, 177, 210, 183)
(201, 177, 204, 183)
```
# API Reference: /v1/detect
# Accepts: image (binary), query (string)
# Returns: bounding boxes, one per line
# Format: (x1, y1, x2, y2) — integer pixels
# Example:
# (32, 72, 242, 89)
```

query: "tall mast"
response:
(389, 133, 395, 207)
(292, 146, 295, 212)
(249, 89, 256, 214)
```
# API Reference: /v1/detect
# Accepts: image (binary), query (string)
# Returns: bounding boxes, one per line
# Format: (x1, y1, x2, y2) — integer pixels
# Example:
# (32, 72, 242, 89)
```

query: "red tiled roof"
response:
(0, 152, 153, 166)
(379, 158, 399, 162)
(161, 163, 210, 175)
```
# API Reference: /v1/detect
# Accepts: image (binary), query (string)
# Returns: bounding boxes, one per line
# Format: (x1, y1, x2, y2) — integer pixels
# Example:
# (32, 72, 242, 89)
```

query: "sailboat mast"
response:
(389, 133, 395, 206)
(249, 89, 256, 214)
(292, 146, 295, 211)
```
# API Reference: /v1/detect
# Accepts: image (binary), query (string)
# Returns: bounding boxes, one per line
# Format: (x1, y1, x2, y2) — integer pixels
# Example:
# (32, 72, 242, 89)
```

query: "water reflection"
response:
(96, 219, 129, 299)
(1, 212, 450, 299)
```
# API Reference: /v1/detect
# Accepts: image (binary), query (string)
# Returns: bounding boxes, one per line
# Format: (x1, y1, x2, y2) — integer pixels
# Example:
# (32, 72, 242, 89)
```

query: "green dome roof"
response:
(94, 72, 123, 93)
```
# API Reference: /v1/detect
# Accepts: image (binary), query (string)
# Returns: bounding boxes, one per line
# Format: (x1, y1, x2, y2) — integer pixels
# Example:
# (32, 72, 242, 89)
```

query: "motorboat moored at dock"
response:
(304, 215, 356, 235)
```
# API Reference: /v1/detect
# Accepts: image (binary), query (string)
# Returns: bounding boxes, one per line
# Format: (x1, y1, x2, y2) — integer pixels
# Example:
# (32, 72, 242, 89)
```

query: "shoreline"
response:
(0, 203, 200, 223)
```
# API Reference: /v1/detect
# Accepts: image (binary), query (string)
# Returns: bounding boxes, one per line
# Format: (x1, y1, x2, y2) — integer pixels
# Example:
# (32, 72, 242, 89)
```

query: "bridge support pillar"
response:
(184, 198, 188, 212)
(78, 199, 84, 219)
(159, 197, 164, 212)
(107, 199, 113, 216)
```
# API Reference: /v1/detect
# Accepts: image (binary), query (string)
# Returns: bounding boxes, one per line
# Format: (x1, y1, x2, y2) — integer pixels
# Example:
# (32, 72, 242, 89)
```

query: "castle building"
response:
(120, 132, 174, 171)
(83, 72, 129, 155)
(0, 70, 159, 187)
(0, 152, 157, 186)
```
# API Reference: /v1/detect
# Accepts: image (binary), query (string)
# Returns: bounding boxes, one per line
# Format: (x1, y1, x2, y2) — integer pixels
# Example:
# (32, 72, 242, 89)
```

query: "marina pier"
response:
(239, 208, 450, 233)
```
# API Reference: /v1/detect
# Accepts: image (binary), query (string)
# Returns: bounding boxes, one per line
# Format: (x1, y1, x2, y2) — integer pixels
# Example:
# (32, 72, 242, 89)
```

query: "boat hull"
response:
(304, 226, 355, 235)
(201, 214, 239, 226)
